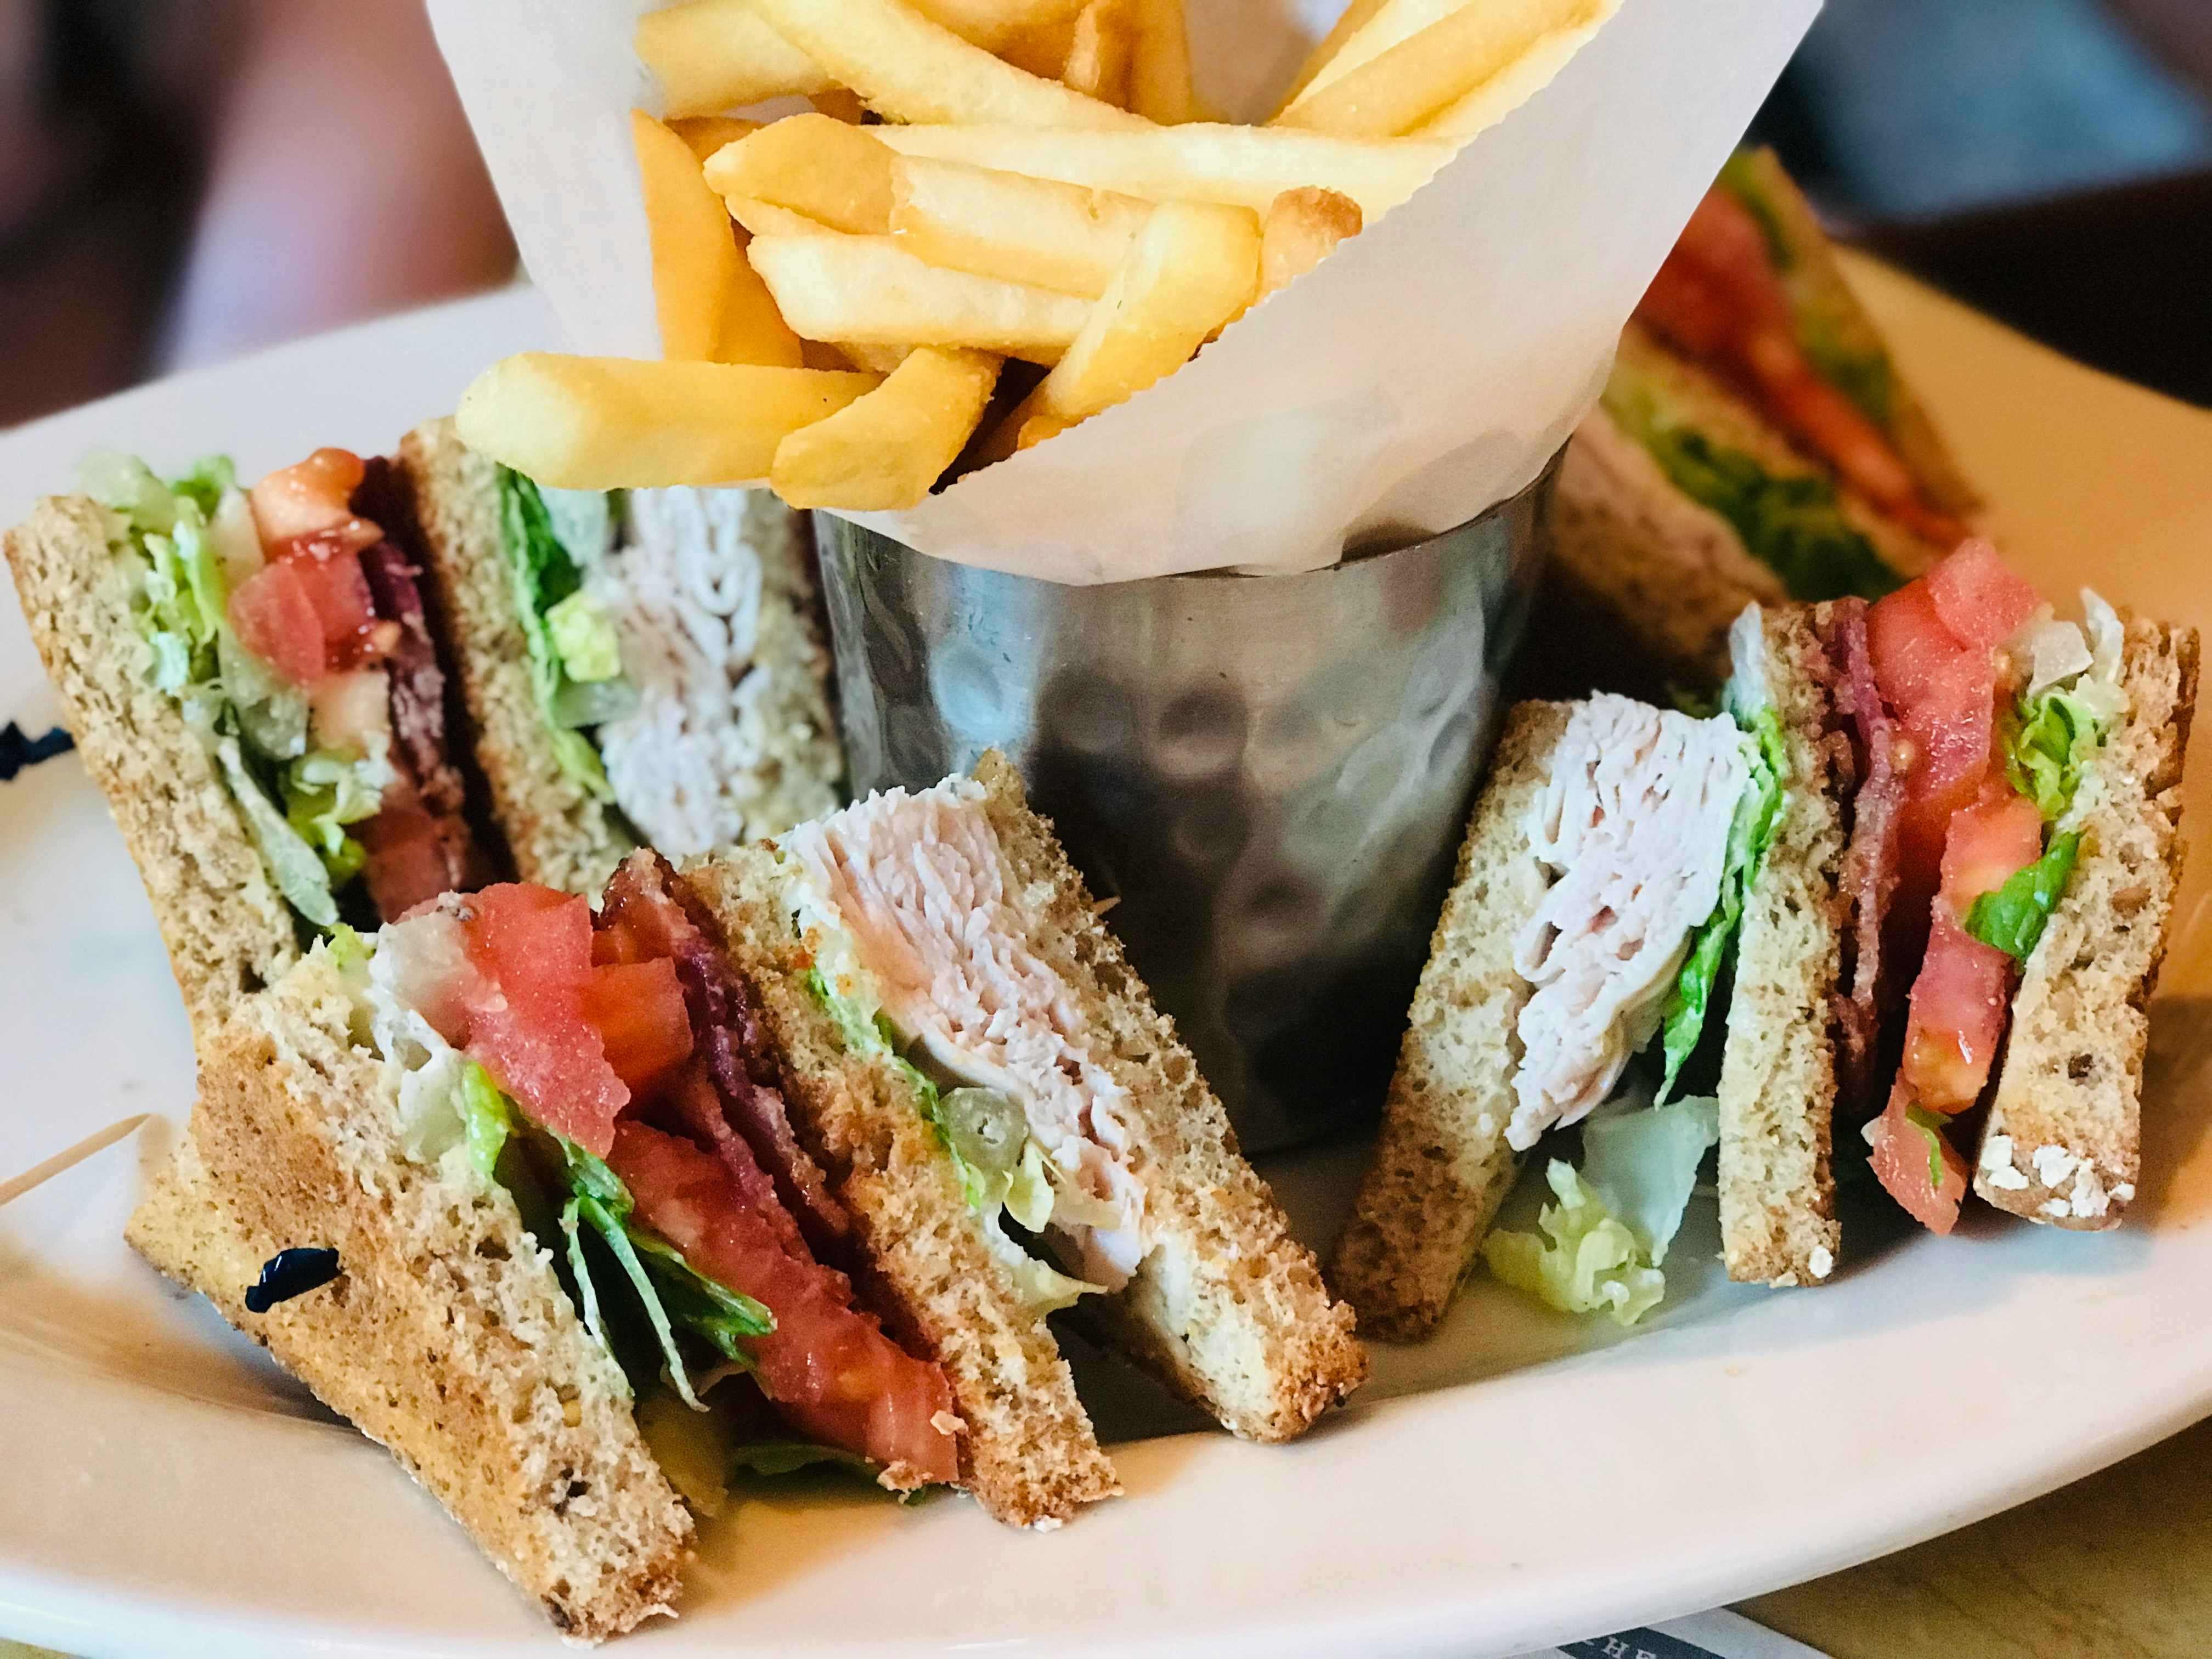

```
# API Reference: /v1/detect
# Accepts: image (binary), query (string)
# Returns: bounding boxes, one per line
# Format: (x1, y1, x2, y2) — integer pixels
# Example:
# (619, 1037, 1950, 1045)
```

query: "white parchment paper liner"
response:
(430, 0, 1819, 582)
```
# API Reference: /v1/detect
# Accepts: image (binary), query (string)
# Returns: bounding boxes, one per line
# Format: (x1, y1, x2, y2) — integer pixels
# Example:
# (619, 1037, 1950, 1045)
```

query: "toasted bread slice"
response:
(967, 754, 1368, 1439)
(4, 496, 300, 1031)
(678, 852, 1122, 1530)
(1715, 607, 1850, 1285)
(1328, 702, 1566, 1340)
(1974, 617, 2199, 1228)
(125, 952, 691, 1640)
(393, 420, 635, 899)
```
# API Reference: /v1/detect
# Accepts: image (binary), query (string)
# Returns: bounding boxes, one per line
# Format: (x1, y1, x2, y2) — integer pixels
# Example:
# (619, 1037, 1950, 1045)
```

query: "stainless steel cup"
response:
(813, 456, 1559, 1151)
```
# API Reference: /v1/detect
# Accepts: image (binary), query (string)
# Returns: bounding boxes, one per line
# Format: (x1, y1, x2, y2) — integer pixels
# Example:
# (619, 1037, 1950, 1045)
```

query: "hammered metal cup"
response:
(812, 456, 1559, 1152)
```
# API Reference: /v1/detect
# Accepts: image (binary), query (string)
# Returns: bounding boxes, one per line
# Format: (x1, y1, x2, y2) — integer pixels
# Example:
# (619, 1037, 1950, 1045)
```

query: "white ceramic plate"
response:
(3, 259, 2210, 1659)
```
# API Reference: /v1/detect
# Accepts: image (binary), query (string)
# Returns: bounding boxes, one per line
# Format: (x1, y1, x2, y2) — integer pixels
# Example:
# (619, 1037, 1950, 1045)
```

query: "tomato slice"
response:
(583, 958, 695, 1101)
(1868, 1086, 1969, 1235)
(1928, 540, 2040, 653)
(250, 447, 374, 549)
(228, 560, 328, 685)
(608, 1118, 960, 1484)
(458, 885, 630, 1155)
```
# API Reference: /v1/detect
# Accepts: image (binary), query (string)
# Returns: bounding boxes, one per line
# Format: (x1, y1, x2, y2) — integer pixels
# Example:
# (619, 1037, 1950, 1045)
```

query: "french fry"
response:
(829, 341, 915, 373)
(1257, 186, 1362, 298)
(744, 0, 1145, 128)
(723, 194, 838, 238)
(1019, 198, 1259, 425)
(747, 233, 1091, 362)
(889, 154, 1151, 297)
(1063, 0, 1135, 108)
(1267, 0, 1391, 119)
(668, 116, 760, 165)
(811, 88, 871, 123)
(998, 13, 1078, 77)
(1414, 4, 1609, 139)
(1126, 0, 1198, 123)
(771, 347, 1002, 507)
(635, 0, 832, 115)
(872, 122, 1453, 218)
(1277, 0, 1462, 109)
(702, 114, 896, 234)
(632, 110, 804, 368)
(1276, 0, 1589, 136)
(455, 354, 879, 489)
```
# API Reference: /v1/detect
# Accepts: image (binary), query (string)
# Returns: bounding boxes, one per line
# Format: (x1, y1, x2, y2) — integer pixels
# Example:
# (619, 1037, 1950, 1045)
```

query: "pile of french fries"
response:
(456, 0, 1598, 510)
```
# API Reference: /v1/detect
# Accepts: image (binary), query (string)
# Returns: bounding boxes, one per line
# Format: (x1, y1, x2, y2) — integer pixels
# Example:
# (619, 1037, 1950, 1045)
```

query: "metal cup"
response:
(812, 455, 1558, 1152)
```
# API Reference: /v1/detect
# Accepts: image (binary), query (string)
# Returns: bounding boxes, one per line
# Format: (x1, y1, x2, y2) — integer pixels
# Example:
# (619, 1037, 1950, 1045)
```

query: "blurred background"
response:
(0, 0, 2207, 430)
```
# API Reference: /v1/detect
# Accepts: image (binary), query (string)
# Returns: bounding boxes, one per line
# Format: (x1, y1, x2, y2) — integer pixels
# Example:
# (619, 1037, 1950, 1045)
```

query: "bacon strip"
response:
(1818, 599, 1905, 1108)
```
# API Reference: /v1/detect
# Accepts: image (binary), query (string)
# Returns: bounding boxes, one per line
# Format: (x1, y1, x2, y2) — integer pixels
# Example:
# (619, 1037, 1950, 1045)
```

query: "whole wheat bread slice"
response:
(676, 850, 1122, 1529)
(1715, 608, 1850, 1285)
(4, 496, 300, 1031)
(126, 951, 691, 1640)
(966, 754, 1368, 1439)
(394, 420, 635, 898)
(1974, 617, 2198, 1229)
(1328, 703, 1566, 1340)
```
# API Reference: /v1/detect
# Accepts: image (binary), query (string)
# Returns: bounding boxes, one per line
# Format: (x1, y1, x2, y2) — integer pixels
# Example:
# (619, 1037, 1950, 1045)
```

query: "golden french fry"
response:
(1279, 0, 1462, 109)
(872, 122, 1453, 218)
(1063, 0, 1135, 108)
(723, 194, 837, 237)
(744, 0, 1144, 127)
(456, 354, 879, 489)
(812, 88, 871, 123)
(747, 233, 1091, 363)
(703, 114, 896, 234)
(1414, 2, 1610, 138)
(1258, 185, 1362, 297)
(1126, 0, 1197, 122)
(668, 116, 761, 164)
(828, 341, 915, 373)
(998, 13, 1077, 76)
(1018, 413, 1075, 449)
(1017, 199, 1258, 426)
(1268, 0, 1391, 117)
(771, 347, 1002, 507)
(1277, 0, 1589, 136)
(889, 154, 1151, 296)
(633, 110, 804, 368)
(636, 0, 832, 115)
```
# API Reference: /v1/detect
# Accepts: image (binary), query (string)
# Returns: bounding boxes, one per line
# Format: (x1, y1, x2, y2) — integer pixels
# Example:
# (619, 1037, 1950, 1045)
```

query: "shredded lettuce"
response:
(546, 591, 624, 684)
(1602, 380, 1902, 602)
(730, 1441, 878, 1479)
(458, 1060, 513, 1181)
(1579, 1092, 1720, 1269)
(1966, 832, 2081, 963)
(1657, 705, 1787, 1101)
(1481, 1163, 1667, 1328)
(802, 967, 1102, 1310)
(495, 469, 630, 800)
(87, 450, 373, 928)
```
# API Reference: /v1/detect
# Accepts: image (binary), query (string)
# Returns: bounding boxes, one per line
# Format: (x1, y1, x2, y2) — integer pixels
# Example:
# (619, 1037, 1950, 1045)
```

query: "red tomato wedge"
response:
(1638, 187, 1969, 546)
(250, 447, 373, 548)
(1868, 1085, 1970, 1235)
(285, 535, 386, 669)
(228, 560, 328, 685)
(608, 1119, 960, 1484)
(1928, 540, 2040, 652)
(458, 885, 630, 1155)
(583, 958, 695, 1100)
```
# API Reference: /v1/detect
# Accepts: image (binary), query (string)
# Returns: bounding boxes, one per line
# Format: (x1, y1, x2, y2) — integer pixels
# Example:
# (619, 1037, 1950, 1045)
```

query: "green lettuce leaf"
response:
(1481, 1162, 1667, 1327)
(1903, 1102, 1950, 1192)
(215, 736, 342, 928)
(2001, 689, 2107, 825)
(1657, 705, 1787, 1101)
(1602, 379, 1902, 602)
(1966, 832, 2081, 963)
(495, 469, 629, 802)
(1579, 1093, 1720, 1267)
(458, 1060, 513, 1181)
